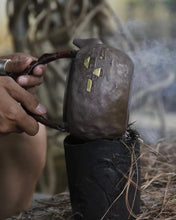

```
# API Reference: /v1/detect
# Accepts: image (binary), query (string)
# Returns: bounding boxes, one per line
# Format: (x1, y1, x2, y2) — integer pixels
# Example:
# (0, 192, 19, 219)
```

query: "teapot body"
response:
(64, 39, 134, 140)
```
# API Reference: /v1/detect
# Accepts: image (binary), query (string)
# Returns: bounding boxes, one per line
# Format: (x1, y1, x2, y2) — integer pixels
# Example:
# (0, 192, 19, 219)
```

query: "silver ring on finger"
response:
(0, 59, 11, 76)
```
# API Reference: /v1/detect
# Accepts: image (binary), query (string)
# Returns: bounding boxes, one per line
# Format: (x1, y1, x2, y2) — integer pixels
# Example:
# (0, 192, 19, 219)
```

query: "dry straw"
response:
(13, 137, 176, 220)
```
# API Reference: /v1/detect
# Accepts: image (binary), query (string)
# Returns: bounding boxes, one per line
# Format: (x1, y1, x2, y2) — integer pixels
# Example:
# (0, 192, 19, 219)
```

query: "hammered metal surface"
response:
(64, 39, 134, 140)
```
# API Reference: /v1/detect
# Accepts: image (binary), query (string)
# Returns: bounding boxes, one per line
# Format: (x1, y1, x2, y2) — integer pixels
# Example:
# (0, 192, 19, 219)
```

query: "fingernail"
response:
(18, 76, 28, 84)
(36, 104, 47, 114)
(35, 67, 43, 76)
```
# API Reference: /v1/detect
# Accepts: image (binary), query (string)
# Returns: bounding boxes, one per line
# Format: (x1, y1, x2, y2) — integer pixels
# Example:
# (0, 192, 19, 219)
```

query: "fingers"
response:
(8, 103, 40, 136)
(5, 56, 46, 76)
(16, 107, 40, 136)
(1, 53, 46, 89)
(33, 65, 46, 76)
(26, 87, 37, 95)
(0, 91, 39, 136)
(5, 57, 33, 73)
(6, 78, 46, 115)
(17, 64, 46, 87)
(17, 75, 43, 87)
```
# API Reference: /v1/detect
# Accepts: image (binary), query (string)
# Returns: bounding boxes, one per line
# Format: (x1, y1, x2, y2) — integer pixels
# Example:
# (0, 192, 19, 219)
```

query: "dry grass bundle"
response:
(11, 137, 176, 220)
(137, 138, 176, 220)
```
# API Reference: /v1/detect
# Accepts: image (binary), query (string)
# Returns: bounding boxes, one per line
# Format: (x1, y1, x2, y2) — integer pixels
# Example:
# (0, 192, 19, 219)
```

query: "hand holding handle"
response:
(2, 50, 77, 132)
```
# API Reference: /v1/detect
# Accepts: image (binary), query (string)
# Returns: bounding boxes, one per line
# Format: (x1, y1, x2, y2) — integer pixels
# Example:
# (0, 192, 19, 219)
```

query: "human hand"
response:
(0, 76, 46, 136)
(0, 53, 46, 93)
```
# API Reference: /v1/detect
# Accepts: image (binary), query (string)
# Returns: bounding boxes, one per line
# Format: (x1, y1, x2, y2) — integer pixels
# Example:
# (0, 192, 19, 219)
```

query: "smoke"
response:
(111, 16, 176, 144)
(127, 39, 176, 143)
(129, 40, 176, 101)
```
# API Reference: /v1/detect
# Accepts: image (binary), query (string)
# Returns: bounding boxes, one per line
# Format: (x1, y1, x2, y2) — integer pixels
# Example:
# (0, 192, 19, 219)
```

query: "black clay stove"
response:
(64, 132, 140, 220)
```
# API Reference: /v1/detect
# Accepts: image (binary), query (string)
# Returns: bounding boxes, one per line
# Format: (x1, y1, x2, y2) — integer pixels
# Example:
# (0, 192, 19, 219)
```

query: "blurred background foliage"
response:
(0, 0, 176, 195)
